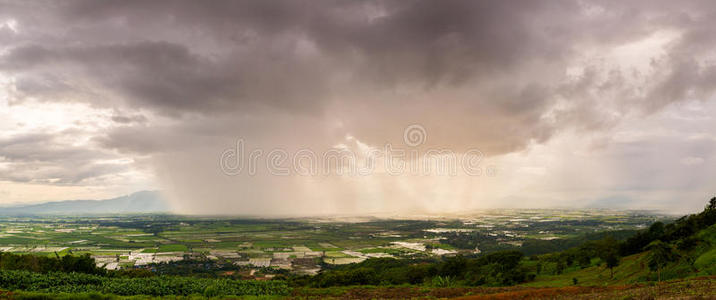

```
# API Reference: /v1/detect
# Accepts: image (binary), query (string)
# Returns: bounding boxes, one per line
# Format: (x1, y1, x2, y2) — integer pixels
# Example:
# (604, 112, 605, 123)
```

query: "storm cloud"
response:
(1, 0, 716, 213)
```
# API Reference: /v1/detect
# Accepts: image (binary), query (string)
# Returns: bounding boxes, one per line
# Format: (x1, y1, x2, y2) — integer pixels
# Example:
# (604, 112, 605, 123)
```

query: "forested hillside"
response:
(286, 197, 716, 290)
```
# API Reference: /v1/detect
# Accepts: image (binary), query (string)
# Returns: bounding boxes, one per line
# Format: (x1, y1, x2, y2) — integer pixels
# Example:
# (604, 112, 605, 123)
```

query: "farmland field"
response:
(0, 209, 668, 274)
(2, 205, 716, 299)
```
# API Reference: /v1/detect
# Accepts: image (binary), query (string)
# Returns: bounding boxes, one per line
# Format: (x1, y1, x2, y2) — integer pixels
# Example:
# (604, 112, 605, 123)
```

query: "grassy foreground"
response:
(3, 276, 712, 299)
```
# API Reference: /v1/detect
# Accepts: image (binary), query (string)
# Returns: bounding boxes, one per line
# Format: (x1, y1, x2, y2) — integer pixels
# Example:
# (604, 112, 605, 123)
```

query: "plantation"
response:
(0, 270, 289, 297)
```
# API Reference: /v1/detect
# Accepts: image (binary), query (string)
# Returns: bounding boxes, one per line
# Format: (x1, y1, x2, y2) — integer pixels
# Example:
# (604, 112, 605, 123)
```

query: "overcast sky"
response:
(1, 0, 716, 214)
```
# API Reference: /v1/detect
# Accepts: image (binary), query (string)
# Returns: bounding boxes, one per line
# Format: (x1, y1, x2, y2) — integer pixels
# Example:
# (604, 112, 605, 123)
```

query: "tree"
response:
(595, 236, 620, 278)
(555, 261, 566, 275)
(648, 222, 665, 240)
(438, 255, 467, 277)
(644, 240, 678, 283)
(605, 253, 619, 279)
(576, 252, 591, 268)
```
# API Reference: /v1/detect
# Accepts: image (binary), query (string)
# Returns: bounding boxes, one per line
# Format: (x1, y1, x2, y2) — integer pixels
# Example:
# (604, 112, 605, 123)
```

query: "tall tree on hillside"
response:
(605, 253, 619, 279)
(644, 240, 678, 283)
(597, 236, 620, 278)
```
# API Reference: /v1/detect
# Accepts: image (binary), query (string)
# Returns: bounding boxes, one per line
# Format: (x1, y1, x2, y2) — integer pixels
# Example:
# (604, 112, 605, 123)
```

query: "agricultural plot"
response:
(0, 209, 669, 274)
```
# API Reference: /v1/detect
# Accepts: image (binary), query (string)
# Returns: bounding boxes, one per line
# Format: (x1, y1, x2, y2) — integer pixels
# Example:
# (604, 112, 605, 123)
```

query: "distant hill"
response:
(0, 191, 170, 215)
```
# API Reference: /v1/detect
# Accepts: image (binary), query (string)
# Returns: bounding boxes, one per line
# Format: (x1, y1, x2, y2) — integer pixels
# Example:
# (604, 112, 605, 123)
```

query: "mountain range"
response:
(0, 191, 170, 215)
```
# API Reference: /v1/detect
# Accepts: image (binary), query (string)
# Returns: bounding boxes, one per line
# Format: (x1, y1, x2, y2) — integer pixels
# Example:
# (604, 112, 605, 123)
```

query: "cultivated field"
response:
(0, 210, 668, 275)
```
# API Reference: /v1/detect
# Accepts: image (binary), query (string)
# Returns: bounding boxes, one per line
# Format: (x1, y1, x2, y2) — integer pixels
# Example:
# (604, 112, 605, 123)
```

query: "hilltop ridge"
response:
(0, 191, 169, 215)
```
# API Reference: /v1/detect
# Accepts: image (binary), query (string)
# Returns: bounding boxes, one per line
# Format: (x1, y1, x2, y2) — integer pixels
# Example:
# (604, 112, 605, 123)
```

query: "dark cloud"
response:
(2, 1, 711, 153)
(0, 132, 129, 185)
(2, 0, 716, 212)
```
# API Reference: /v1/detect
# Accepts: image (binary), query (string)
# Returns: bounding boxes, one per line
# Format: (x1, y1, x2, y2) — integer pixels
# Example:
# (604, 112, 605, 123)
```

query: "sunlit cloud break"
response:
(219, 124, 494, 177)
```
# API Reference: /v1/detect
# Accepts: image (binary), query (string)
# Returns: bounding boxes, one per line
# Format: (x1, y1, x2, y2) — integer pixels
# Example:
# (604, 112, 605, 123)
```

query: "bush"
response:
(0, 270, 289, 297)
(431, 275, 454, 287)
